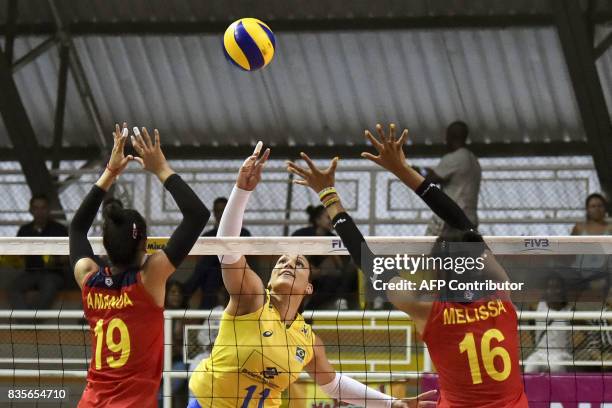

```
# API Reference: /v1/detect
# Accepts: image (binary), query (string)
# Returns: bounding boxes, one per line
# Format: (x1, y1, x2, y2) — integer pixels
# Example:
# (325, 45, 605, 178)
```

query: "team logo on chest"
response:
(104, 277, 113, 287)
(263, 330, 273, 337)
(262, 367, 279, 379)
(295, 347, 306, 364)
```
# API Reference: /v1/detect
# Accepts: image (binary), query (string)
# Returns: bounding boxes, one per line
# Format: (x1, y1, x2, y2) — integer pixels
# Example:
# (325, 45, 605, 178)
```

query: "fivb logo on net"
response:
(331, 239, 345, 252)
(522, 237, 550, 251)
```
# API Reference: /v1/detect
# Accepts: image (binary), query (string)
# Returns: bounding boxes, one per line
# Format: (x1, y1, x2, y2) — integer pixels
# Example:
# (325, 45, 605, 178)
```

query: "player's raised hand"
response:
(361, 123, 410, 176)
(106, 122, 134, 176)
(130, 127, 174, 182)
(394, 389, 438, 408)
(286, 152, 338, 193)
(236, 141, 270, 191)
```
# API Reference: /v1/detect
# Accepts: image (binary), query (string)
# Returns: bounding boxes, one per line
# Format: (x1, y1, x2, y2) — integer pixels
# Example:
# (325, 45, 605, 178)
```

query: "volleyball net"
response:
(0, 236, 611, 407)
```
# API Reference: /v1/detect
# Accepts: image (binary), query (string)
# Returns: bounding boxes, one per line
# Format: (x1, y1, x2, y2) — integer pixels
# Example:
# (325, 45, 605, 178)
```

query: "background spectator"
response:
(420, 121, 481, 236)
(9, 194, 68, 310)
(571, 193, 611, 294)
(571, 193, 612, 236)
(186, 197, 250, 309)
(524, 274, 573, 373)
(292, 205, 358, 309)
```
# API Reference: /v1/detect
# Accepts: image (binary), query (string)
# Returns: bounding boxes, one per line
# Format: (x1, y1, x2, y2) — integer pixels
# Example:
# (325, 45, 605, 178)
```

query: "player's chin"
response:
(271, 279, 305, 295)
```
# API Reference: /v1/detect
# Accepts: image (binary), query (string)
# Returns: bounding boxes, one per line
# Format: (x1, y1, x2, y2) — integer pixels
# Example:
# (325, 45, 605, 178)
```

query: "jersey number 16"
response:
(459, 328, 511, 384)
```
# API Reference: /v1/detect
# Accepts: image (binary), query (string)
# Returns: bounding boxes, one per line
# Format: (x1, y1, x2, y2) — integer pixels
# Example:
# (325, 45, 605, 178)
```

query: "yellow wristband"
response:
(323, 196, 340, 208)
(318, 187, 337, 201)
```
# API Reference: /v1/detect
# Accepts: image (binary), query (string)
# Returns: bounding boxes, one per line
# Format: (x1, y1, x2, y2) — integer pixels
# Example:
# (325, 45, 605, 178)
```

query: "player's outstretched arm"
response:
(361, 123, 474, 231)
(70, 123, 135, 288)
(305, 335, 437, 408)
(362, 124, 511, 286)
(220, 142, 271, 316)
(131, 128, 210, 291)
(287, 154, 432, 328)
(286, 154, 375, 275)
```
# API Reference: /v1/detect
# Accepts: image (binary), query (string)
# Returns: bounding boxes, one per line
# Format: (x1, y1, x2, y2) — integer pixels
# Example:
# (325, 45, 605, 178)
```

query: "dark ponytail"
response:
(306, 205, 325, 227)
(102, 202, 147, 267)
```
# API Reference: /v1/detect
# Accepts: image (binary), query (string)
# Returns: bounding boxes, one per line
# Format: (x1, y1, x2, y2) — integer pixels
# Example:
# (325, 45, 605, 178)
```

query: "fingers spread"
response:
(257, 147, 270, 165)
(293, 179, 309, 186)
(397, 129, 408, 147)
(365, 130, 383, 151)
(253, 141, 263, 157)
(286, 162, 308, 177)
(131, 135, 144, 154)
(154, 129, 161, 147)
(327, 156, 339, 172)
(389, 123, 396, 142)
(375, 123, 386, 142)
(361, 152, 381, 163)
(114, 123, 121, 142)
(141, 127, 154, 149)
(118, 133, 128, 151)
(254, 148, 270, 174)
(133, 127, 147, 151)
(300, 152, 318, 172)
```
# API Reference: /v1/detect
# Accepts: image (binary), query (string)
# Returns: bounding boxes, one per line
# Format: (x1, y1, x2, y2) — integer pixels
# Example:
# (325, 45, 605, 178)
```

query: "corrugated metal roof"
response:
(1, 27, 594, 150)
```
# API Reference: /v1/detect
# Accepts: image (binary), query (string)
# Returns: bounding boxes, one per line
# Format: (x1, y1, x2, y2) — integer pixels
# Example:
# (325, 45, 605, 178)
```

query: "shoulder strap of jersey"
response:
(84, 264, 106, 288)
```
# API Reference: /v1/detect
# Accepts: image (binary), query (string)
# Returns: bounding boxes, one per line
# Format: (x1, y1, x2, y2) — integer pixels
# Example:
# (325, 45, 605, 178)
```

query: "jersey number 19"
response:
(93, 318, 131, 370)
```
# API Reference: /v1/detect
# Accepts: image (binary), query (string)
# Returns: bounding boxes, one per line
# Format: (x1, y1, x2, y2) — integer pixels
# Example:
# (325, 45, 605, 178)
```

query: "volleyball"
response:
(223, 18, 276, 71)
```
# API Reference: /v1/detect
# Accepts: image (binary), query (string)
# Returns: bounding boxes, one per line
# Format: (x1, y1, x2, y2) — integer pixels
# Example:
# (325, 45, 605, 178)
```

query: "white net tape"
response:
(2, 235, 612, 255)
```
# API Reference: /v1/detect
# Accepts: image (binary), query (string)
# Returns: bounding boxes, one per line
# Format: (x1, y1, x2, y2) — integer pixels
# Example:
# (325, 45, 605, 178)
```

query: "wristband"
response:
(318, 187, 337, 201)
(323, 196, 340, 208)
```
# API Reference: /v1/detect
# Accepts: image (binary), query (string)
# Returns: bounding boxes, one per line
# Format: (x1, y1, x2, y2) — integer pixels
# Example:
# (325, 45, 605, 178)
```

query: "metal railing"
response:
(0, 159, 602, 236)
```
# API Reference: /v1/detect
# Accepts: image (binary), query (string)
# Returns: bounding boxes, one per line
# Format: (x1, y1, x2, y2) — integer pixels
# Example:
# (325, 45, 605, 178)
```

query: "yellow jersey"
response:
(189, 291, 315, 407)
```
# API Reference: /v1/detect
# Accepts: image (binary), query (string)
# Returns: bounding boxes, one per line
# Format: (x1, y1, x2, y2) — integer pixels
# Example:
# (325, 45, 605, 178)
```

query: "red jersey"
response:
(78, 266, 164, 408)
(422, 293, 528, 408)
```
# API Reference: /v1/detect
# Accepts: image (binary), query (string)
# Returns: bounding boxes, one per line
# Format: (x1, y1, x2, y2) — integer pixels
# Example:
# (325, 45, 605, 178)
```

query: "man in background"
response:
(10, 194, 68, 310)
(420, 121, 481, 235)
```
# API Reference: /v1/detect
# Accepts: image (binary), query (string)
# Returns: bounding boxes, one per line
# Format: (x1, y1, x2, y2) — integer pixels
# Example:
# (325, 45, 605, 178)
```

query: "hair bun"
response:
(305, 205, 317, 217)
(103, 201, 124, 224)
